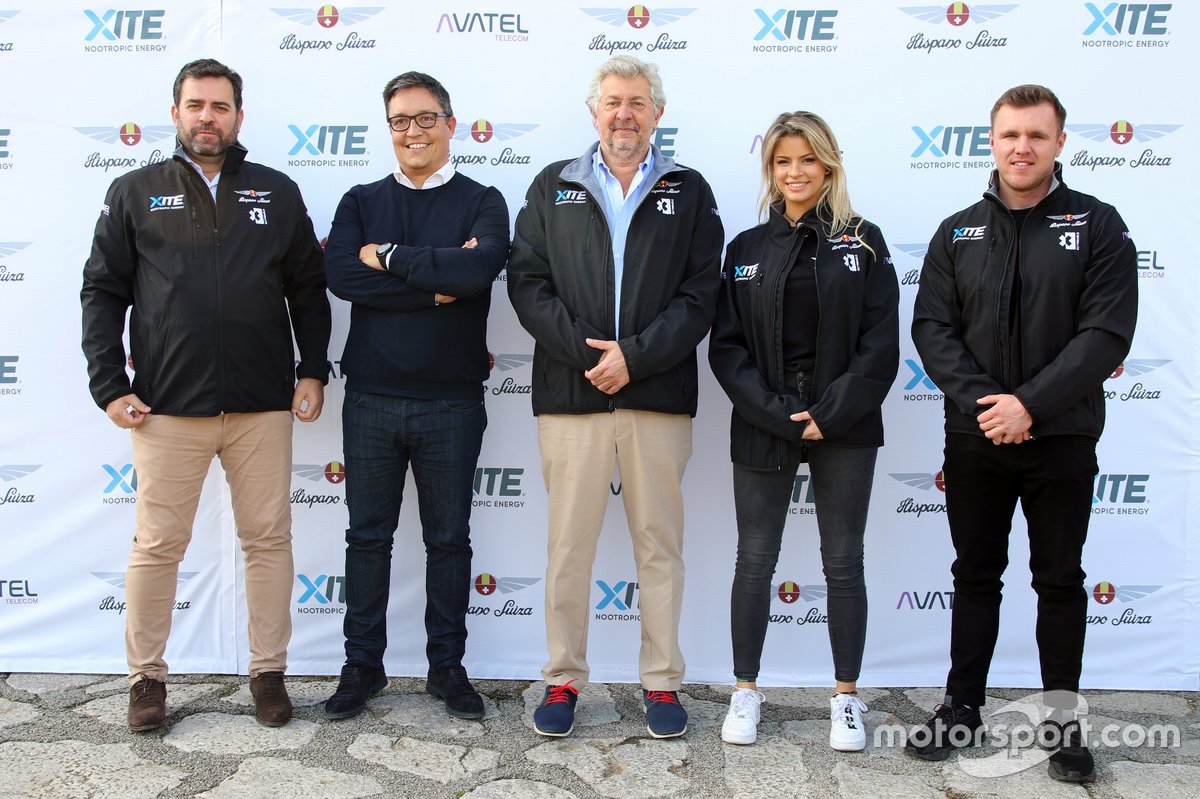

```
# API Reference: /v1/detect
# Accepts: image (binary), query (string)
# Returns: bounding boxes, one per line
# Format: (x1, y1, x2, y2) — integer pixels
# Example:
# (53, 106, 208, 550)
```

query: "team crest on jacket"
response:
(1046, 211, 1089, 228)
(235, 189, 273, 205)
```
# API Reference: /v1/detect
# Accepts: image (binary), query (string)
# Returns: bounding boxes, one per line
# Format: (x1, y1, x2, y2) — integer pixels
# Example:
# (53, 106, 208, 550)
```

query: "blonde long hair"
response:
(758, 111, 868, 249)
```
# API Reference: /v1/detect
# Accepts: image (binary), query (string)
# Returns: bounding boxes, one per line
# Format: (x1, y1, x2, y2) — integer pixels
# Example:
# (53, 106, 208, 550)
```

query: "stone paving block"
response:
(462, 778, 582, 799)
(943, 756, 1086, 798)
(0, 697, 41, 730)
(1107, 760, 1200, 799)
(347, 732, 501, 783)
(5, 673, 106, 697)
(722, 736, 809, 798)
(682, 697, 731, 729)
(522, 682, 621, 730)
(72, 683, 225, 726)
(0, 739, 185, 799)
(222, 680, 336, 708)
(831, 761, 944, 799)
(196, 756, 381, 799)
(526, 737, 689, 799)
(371, 691, 499, 736)
(1087, 691, 1191, 718)
(164, 713, 318, 754)
(84, 677, 131, 695)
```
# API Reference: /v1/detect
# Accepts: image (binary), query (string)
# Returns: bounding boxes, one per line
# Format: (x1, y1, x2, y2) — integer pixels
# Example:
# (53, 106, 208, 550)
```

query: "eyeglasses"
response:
(387, 112, 449, 132)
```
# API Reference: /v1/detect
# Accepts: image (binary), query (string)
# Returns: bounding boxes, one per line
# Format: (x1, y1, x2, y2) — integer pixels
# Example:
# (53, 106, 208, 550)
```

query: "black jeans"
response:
(341, 391, 487, 672)
(943, 433, 1098, 707)
(730, 442, 877, 683)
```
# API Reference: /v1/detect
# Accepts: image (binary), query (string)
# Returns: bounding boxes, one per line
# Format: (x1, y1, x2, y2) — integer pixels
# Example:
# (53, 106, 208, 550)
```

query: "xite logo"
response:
(912, 125, 991, 158)
(754, 8, 837, 40)
(84, 9, 164, 40)
(103, 463, 137, 494)
(1083, 3, 1170, 35)
(1093, 473, 1147, 504)
(473, 467, 522, 497)
(903, 359, 939, 391)
(288, 124, 367, 155)
(596, 579, 639, 610)
(297, 573, 346, 604)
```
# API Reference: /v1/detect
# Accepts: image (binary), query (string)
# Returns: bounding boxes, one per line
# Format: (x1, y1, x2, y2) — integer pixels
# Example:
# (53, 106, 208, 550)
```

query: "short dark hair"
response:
(991, 84, 1066, 131)
(382, 72, 453, 116)
(173, 58, 244, 110)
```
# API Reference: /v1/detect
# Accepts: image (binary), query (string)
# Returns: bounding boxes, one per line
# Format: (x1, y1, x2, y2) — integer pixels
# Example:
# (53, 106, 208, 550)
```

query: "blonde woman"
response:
(709, 111, 899, 750)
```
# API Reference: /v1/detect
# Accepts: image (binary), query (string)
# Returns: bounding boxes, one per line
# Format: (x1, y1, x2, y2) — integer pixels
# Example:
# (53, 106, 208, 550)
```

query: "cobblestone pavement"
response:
(1, 674, 1197, 798)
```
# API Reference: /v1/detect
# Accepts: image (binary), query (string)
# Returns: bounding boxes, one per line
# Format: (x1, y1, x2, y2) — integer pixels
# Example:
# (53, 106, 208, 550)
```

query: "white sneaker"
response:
(721, 687, 766, 745)
(829, 693, 868, 751)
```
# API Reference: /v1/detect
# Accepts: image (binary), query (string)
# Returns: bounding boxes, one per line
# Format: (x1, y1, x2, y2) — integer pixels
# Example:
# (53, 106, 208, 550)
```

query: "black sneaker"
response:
(533, 682, 579, 737)
(643, 689, 688, 738)
(324, 663, 388, 720)
(1047, 719, 1096, 783)
(427, 665, 484, 719)
(905, 702, 983, 761)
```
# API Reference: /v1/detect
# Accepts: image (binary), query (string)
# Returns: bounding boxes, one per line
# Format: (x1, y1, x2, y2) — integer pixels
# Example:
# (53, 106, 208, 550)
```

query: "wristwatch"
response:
(375, 242, 395, 265)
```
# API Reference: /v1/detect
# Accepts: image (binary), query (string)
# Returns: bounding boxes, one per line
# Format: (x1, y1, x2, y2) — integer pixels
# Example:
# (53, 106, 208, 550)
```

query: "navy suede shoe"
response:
(533, 682, 579, 737)
(643, 689, 688, 738)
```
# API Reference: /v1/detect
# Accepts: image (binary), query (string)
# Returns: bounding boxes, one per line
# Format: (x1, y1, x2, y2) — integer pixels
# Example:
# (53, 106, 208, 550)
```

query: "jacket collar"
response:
(560, 142, 684, 189)
(984, 160, 1065, 209)
(173, 138, 248, 176)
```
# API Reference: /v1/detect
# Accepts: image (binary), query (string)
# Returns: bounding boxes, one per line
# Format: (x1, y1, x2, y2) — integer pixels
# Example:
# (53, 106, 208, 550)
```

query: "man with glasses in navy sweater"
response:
(323, 71, 509, 720)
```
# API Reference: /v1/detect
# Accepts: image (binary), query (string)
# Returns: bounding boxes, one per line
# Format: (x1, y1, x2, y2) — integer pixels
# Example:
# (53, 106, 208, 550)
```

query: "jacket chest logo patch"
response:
(843, 254, 861, 272)
(951, 225, 986, 242)
(1058, 231, 1080, 251)
(655, 198, 675, 215)
(554, 189, 587, 206)
(828, 234, 863, 251)
(733, 263, 759, 281)
(235, 189, 273, 205)
(148, 194, 184, 212)
(248, 207, 269, 226)
(1046, 211, 1089, 229)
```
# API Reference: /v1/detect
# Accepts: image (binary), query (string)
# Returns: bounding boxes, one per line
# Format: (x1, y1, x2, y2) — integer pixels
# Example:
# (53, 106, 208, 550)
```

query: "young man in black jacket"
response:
(81, 59, 331, 733)
(908, 85, 1137, 783)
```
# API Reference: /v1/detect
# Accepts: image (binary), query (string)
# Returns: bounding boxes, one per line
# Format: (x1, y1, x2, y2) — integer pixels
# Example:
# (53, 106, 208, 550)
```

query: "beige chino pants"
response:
(537, 409, 691, 691)
(125, 411, 294, 682)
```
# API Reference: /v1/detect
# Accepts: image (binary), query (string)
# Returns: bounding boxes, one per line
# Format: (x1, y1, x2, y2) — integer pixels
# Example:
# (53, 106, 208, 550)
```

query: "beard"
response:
(603, 125, 647, 160)
(178, 124, 237, 158)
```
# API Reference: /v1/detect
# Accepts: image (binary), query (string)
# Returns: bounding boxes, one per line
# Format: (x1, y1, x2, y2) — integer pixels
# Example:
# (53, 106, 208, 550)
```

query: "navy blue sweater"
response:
(325, 173, 509, 399)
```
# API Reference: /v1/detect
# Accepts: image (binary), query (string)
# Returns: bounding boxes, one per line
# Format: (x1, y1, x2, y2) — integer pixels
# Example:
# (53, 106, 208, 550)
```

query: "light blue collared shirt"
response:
(591, 146, 654, 340)
(179, 151, 220, 201)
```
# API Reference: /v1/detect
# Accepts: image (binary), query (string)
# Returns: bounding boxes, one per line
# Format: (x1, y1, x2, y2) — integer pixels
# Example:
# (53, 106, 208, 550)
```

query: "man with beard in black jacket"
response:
(907, 85, 1137, 784)
(82, 58, 331, 733)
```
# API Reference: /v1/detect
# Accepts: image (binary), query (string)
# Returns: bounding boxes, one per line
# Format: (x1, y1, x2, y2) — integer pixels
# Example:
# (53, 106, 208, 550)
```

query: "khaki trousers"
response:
(126, 412, 294, 682)
(538, 410, 691, 691)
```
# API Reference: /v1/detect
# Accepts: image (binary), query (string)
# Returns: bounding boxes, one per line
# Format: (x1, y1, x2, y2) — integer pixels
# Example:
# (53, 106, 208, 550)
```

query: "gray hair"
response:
(585, 56, 666, 113)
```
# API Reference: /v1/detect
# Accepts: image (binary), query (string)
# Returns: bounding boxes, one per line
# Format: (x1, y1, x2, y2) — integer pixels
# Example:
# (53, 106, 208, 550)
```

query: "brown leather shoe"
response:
(127, 678, 166, 732)
(249, 672, 293, 727)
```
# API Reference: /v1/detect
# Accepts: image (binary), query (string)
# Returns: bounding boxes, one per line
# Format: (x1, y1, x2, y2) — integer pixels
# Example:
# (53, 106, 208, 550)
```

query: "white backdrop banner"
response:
(1, 0, 1196, 691)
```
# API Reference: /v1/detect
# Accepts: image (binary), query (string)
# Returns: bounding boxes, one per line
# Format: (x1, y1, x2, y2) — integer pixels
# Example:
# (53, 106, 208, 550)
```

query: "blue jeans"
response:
(341, 390, 486, 672)
(730, 443, 877, 683)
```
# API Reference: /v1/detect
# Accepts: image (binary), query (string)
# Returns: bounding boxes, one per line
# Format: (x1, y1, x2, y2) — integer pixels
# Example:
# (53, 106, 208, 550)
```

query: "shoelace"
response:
(833, 694, 868, 727)
(544, 682, 579, 705)
(133, 679, 158, 701)
(646, 690, 680, 705)
(729, 689, 765, 718)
